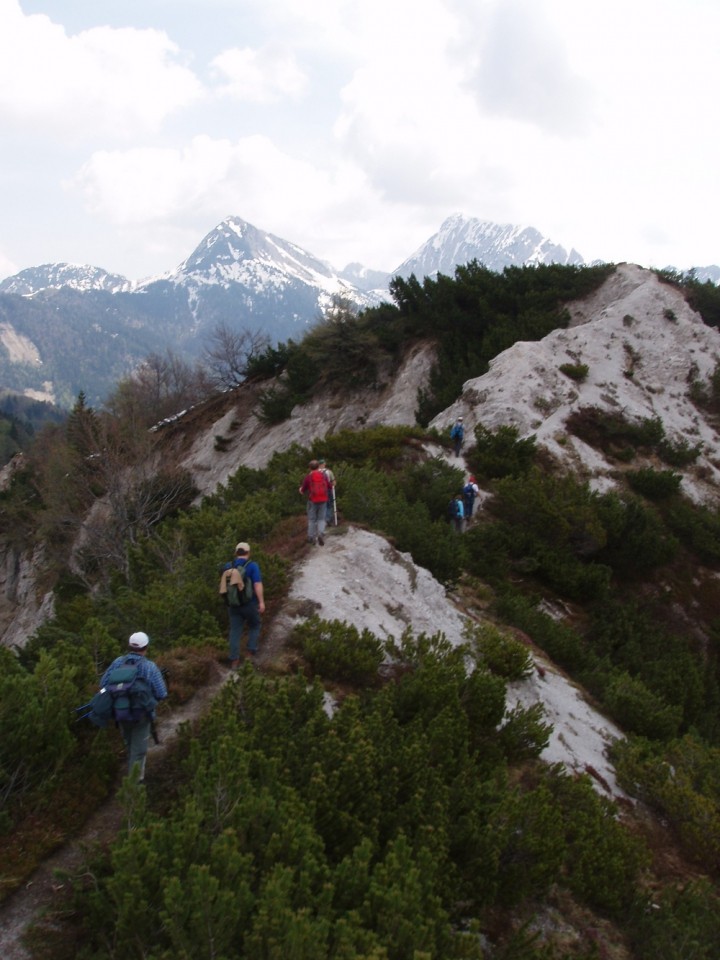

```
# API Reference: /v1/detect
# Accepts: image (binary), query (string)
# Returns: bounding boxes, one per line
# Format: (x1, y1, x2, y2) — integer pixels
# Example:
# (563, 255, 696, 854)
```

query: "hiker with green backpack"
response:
(93, 631, 168, 782)
(219, 541, 265, 668)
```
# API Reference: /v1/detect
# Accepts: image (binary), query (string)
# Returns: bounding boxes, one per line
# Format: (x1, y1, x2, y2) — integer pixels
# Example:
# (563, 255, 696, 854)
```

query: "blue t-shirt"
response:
(227, 557, 262, 602)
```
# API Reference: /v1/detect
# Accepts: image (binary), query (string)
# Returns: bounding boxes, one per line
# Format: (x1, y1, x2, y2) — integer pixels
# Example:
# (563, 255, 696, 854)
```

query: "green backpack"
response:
(220, 562, 254, 606)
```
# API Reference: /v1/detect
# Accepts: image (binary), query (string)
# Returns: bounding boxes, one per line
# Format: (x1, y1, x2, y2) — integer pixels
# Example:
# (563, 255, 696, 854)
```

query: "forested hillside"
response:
(1, 263, 720, 958)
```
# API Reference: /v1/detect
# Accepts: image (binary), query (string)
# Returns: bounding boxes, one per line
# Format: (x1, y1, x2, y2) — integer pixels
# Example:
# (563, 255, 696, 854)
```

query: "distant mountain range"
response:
(0, 213, 717, 407)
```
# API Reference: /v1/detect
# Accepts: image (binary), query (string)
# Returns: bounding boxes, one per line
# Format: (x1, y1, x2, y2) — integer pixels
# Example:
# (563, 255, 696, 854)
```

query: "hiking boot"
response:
(229, 659, 240, 669)
(318, 535, 325, 546)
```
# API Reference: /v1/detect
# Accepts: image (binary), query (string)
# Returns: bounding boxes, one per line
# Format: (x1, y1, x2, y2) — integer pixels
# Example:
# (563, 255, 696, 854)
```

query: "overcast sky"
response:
(1, 0, 718, 283)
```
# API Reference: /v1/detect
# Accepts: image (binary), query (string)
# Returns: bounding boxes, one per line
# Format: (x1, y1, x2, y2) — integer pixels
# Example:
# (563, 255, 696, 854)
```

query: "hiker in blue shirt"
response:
(450, 417, 465, 457)
(224, 541, 265, 667)
(463, 475, 480, 521)
(100, 631, 167, 782)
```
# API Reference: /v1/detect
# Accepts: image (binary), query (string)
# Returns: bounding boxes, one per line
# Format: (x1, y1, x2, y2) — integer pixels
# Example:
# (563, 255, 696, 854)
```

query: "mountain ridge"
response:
(1, 213, 718, 408)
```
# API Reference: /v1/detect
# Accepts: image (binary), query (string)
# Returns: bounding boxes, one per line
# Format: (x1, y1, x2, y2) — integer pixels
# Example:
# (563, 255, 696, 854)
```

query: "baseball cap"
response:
(235, 542, 250, 553)
(128, 631, 150, 649)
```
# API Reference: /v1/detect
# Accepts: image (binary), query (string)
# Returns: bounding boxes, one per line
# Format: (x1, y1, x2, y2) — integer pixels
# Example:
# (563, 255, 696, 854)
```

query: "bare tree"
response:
(70, 417, 197, 583)
(203, 322, 271, 389)
(105, 350, 214, 429)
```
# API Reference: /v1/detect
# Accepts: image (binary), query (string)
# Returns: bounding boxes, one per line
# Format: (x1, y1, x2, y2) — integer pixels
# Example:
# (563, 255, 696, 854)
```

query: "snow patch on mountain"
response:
(394, 212, 585, 280)
(0, 263, 131, 296)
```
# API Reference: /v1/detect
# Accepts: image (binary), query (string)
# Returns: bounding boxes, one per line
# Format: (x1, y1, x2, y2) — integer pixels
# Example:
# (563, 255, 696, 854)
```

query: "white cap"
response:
(128, 631, 150, 649)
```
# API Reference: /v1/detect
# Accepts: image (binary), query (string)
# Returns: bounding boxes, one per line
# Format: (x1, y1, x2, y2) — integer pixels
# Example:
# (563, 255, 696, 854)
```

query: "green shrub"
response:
(658, 436, 703, 467)
(291, 616, 384, 685)
(565, 407, 666, 455)
(318, 424, 426, 468)
(467, 622, 533, 680)
(469, 424, 537, 479)
(664, 498, 720, 564)
(612, 735, 720, 871)
(497, 703, 551, 761)
(559, 362, 589, 382)
(495, 590, 592, 674)
(550, 772, 649, 915)
(256, 385, 296, 424)
(596, 493, 679, 574)
(626, 467, 683, 500)
(604, 671, 682, 740)
(628, 880, 720, 960)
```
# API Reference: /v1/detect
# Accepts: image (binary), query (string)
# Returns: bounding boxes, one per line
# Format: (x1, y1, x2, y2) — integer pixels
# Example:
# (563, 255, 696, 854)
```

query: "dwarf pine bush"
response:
(467, 621, 533, 680)
(291, 616, 384, 685)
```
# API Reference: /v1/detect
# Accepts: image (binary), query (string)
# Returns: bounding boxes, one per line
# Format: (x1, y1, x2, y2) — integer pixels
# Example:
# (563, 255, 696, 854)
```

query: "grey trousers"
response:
(119, 719, 151, 780)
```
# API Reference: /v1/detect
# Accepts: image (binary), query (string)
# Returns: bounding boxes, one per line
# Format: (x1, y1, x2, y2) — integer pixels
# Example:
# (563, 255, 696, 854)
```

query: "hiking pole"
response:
(75, 702, 93, 722)
(333, 491, 337, 526)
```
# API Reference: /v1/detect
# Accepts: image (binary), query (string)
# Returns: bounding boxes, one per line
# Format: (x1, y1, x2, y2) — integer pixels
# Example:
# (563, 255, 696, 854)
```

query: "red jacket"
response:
(301, 469, 330, 503)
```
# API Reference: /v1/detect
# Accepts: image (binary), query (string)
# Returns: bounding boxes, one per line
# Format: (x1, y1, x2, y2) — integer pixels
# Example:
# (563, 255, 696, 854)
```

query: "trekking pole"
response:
(74, 702, 93, 722)
(333, 491, 338, 526)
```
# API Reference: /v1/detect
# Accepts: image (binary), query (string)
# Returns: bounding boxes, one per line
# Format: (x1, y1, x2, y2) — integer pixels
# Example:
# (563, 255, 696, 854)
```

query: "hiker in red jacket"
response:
(299, 459, 330, 545)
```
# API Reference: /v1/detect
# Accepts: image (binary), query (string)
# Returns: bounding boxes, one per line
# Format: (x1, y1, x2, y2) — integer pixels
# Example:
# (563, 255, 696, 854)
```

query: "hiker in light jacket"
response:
(319, 457, 336, 525)
(100, 631, 167, 782)
(463, 475, 480, 520)
(299, 459, 330, 545)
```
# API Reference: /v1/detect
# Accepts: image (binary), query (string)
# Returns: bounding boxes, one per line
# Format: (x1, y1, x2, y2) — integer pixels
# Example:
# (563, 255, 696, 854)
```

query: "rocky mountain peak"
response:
(157, 215, 342, 291)
(0, 262, 131, 296)
(393, 212, 585, 280)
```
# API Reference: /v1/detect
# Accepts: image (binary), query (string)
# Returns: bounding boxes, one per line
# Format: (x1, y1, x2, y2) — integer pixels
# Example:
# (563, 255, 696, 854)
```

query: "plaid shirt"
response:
(101, 653, 168, 701)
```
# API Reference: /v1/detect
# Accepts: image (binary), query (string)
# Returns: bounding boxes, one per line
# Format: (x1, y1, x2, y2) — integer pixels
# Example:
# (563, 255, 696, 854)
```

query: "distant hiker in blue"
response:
(100, 631, 168, 782)
(223, 542, 265, 668)
(463, 475, 480, 521)
(450, 417, 465, 457)
(448, 493, 465, 533)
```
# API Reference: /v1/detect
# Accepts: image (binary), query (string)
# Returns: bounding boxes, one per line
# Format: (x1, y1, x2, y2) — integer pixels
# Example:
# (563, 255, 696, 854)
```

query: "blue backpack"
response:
(447, 498, 462, 521)
(88, 656, 157, 727)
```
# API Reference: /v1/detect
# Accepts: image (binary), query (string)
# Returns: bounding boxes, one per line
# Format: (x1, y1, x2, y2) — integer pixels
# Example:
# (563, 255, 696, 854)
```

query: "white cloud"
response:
(2, 0, 720, 280)
(210, 45, 308, 103)
(457, 0, 595, 135)
(0, 0, 203, 137)
(72, 135, 330, 223)
(0, 248, 18, 280)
